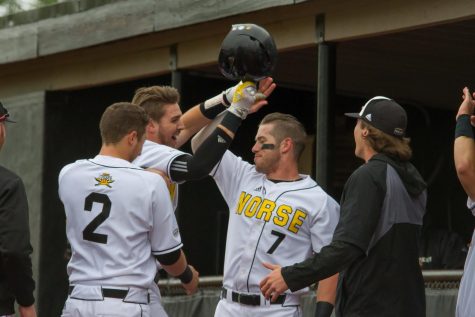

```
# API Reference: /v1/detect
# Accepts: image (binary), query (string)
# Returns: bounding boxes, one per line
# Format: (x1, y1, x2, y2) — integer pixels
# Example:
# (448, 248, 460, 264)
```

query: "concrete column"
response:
(315, 14, 336, 192)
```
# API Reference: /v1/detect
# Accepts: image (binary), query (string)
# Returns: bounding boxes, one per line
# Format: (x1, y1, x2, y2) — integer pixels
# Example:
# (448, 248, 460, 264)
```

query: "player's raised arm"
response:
(176, 77, 276, 147)
(166, 81, 264, 182)
(156, 250, 199, 295)
(454, 87, 475, 200)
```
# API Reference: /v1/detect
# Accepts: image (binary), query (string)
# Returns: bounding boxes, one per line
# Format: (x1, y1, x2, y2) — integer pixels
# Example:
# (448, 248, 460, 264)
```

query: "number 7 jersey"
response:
(58, 155, 182, 288)
(212, 151, 340, 294)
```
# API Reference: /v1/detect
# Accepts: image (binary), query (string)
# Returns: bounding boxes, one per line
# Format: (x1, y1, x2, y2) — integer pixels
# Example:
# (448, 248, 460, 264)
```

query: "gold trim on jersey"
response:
(94, 173, 115, 188)
(168, 183, 176, 200)
(236, 191, 308, 234)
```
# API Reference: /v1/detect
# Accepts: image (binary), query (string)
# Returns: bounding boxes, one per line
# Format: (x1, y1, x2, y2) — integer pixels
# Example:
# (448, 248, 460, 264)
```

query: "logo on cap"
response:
(394, 128, 405, 136)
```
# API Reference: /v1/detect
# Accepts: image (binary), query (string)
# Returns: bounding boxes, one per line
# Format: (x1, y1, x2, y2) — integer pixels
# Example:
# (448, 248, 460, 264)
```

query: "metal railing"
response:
(158, 270, 464, 296)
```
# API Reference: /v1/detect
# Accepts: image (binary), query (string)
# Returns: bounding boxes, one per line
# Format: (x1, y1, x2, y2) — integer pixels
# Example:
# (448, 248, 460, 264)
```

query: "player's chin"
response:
(254, 161, 265, 173)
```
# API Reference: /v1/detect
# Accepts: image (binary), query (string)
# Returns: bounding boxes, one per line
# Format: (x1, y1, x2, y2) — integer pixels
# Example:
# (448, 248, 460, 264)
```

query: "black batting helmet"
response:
(218, 23, 277, 82)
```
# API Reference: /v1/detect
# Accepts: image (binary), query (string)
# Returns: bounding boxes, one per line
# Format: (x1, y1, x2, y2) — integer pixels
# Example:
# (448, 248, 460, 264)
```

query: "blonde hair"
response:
(260, 112, 307, 160)
(361, 121, 412, 161)
(132, 86, 180, 122)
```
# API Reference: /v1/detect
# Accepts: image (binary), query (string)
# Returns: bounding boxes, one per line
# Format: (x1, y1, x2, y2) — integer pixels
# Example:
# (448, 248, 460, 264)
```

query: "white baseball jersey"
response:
(59, 155, 182, 289)
(456, 197, 475, 317)
(133, 140, 188, 209)
(212, 151, 340, 295)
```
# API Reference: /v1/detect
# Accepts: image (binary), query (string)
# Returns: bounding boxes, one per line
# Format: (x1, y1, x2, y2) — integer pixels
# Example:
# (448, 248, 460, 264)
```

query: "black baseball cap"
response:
(345, 96, 407, 138)
(0, 102, 15, 123)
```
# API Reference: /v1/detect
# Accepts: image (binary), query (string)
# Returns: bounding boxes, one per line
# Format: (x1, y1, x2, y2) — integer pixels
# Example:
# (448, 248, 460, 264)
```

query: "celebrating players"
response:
(59, 103, 198, 317)
(131, 79, 274, 316)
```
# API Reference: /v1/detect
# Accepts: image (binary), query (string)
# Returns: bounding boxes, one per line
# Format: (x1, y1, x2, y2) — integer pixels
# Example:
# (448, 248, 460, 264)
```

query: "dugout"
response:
(0, 0, 474, 316)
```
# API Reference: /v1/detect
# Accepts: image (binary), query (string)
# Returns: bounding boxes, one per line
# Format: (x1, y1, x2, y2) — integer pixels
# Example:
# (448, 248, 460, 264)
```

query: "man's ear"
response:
(147, 120, 158, 134)
(362, 127, 369, 138)
(280, 137, 292, 154)
(127, 130, 138, 145)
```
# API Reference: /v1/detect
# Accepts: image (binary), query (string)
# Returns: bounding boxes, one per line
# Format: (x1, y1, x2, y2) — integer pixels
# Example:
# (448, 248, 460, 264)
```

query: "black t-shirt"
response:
(333, 156, 426, 317)
(281, 154, 427, 317)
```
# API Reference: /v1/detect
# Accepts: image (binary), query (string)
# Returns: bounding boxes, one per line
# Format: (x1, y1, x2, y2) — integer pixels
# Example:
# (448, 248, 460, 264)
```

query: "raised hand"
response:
(457, 87, 475, 126)
(227, 81, 259, 119)
(249, 77, 276, 114)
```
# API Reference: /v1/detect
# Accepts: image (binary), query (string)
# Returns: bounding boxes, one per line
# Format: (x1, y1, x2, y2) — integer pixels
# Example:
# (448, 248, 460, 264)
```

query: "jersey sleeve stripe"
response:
(152, 242, 183, 255)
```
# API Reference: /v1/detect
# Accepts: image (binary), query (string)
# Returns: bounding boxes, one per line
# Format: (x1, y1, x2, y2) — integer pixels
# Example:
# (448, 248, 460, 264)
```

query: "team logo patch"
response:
(95, 173, 115, 188)
(217, 135, 227, 144)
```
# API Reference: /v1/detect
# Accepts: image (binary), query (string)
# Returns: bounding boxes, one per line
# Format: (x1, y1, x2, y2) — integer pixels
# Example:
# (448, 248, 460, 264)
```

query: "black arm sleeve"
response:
(0, 174, 35, 307)
(155, 249, 181, 265)
(169, 112, 241, 182)
(281, 240, 363, 292)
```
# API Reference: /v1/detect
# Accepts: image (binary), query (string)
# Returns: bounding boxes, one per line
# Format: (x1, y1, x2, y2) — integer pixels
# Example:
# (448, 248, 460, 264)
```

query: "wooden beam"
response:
(325, 0, 475, 41)
(178, 17, 316, 68)
(0, 47, 169, 97)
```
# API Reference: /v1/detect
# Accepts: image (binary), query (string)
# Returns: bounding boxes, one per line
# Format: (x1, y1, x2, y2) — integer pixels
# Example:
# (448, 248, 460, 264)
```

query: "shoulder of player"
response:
(134, 141, 187, 166)
(222, 150, 252, 169)
(133, 168, 168, 187)
(306, 185, 339, 213)
(349, 159, 387, 185)
(58, 159, 87, 182)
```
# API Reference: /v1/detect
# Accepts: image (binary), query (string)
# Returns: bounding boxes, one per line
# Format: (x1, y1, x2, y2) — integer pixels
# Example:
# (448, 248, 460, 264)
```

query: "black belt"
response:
(221, 288, 286, 306)
(68, 286, 129, 299)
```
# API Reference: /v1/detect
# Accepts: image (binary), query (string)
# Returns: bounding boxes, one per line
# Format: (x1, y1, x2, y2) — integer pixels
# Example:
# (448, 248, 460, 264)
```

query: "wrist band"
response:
(455, 114, 475, 139)
(220, 111, 242, 134)
(200, 94, 227, 119)
(314, 301, 334, 317)
(222, 92, 231, 106)
(177, 265, 193, 284)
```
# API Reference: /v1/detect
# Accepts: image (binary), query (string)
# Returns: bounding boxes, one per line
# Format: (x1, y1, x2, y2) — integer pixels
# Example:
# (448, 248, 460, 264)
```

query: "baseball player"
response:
(192, 112, 340, 317)
(59, 103, 198, 317)
(132, 79, 274, 316)
(454, 87, 475, 317)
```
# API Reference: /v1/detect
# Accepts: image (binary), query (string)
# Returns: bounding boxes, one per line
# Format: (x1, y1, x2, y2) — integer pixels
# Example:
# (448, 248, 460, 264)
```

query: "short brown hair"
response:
(132, 86, 180, 122)
(361, 121, 412, 161)
(100, 102, 149, 145)
(260, 112, 307, 159)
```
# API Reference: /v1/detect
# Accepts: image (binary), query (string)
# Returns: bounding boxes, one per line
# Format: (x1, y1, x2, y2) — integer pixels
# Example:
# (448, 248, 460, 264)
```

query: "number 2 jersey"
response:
(58, 155, 183, 289)
(212, 151, 340, 294)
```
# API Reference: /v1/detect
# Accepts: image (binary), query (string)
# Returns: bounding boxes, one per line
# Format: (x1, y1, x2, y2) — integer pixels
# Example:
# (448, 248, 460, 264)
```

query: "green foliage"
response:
(35, 0, 60, 7)
(0, 0, 22, 15)
(0, 0, 62, 16)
